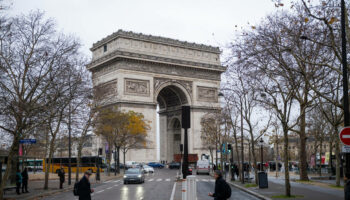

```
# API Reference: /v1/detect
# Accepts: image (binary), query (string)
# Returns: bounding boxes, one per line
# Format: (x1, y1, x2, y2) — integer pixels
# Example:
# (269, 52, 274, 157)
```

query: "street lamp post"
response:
(259, 138, 264, 171)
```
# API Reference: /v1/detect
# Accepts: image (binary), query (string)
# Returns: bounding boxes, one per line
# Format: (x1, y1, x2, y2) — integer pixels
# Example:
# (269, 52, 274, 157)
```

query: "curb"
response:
(227, 182, 272, 200)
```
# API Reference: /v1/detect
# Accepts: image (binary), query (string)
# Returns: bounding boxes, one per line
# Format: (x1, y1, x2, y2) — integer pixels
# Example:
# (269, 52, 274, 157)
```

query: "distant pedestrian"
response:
(58, 167, 65, 189)
(235, 164, 239, 179)
(21, 167, 29, 193)
(345, 173, 350, 200)
(213, 164, 216, 171)
(77, 170, 94, 200)
(208, 170, 231, 200)
(15, 169, 22, 195)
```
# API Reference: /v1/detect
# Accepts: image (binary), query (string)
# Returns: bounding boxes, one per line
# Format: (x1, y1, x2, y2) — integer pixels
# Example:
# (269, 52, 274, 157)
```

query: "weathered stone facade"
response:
(88, 30, 225, 163)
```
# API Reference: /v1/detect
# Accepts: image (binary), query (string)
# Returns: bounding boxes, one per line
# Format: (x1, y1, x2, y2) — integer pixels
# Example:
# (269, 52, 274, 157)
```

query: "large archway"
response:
(157, 85, 189, 163)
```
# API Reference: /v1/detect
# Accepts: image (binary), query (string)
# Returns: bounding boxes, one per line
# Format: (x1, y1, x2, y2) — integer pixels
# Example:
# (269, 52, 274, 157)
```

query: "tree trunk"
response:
(209, 148, 214, 173)
(0, 135, 20, 200)
(76, 143, 83, 182)
(116, 146, 120, 174)
(123, 150, 126, 173)
(319, 140, 323, 177)
(335, 127, 341, 186)
(283, 124, 291, 197)
(299, 104, 309, 181)
(44, 139, 55, 190)
(250, 139, 258, 185)
(233, 131, 241, 178)
(329, 140, 333, 176)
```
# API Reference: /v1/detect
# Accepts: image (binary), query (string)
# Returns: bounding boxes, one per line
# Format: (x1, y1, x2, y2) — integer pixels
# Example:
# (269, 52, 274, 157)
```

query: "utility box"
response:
(258, 171, 268, 188)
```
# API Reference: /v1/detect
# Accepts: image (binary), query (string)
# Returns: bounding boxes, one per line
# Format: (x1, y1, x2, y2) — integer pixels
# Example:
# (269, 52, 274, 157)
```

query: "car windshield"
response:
(126, 169, 140, 174)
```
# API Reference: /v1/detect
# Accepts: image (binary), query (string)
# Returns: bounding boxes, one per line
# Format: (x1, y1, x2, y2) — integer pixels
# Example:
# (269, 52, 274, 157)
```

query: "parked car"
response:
(123, 168, 145, 184)
(169, 162, 180, 169)
(143, 165, 154, 173)
(148, 162, 164, 168)
(196, 160, 210, 175)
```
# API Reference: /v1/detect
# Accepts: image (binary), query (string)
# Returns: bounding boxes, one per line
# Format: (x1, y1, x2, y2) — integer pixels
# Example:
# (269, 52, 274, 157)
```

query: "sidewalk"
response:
(228, 174, 344, 200)
(3, 172, 123, 200)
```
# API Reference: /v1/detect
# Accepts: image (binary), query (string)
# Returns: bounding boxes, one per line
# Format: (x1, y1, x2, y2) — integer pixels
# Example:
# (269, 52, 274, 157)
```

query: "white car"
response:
(143, 165, 154, 173)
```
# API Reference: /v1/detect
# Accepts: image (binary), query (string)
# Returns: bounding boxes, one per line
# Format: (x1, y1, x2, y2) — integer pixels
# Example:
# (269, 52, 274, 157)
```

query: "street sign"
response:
(339, 127, 350, 146)
(19, 139, 36, 144)
(342, 145, 350, 153)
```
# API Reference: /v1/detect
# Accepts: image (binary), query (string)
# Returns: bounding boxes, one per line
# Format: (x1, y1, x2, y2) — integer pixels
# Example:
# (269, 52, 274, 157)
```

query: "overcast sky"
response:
(8, 0, 280, 57)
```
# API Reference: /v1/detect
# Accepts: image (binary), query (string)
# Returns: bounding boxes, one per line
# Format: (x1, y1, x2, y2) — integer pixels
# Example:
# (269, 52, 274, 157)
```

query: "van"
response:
(196, 160, 210, 175)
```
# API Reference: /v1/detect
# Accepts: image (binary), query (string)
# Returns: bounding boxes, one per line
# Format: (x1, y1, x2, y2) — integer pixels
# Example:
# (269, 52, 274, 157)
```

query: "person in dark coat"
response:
(78, 170, 94, 200)
(15, 169, 22, 195)
(208, 170, 231, 200)
(345, 173, 350, 200)
(58, 168, 65, 189)
(21, 167, 29, 193)
(235, 164, 239, 179)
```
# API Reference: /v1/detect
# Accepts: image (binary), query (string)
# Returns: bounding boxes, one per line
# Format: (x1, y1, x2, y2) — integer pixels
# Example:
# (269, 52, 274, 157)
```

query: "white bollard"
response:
(186, 175, 197, 200)
(182, 179, 187, 200)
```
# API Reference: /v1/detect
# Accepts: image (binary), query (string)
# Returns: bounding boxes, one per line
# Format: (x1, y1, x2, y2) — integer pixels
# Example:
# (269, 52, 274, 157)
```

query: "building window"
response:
(103, 44, 107, 52)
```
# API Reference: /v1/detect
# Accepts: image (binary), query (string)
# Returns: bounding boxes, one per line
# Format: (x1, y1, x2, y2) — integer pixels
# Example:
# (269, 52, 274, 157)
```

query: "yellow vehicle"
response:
(43, 156, 104, 173)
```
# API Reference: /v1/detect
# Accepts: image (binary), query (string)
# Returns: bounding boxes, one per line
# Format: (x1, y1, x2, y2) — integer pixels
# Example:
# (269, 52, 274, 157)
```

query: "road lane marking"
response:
(156, 178, 162, 181)
(166, 178, 170, 181)
(148, 179, 154, 181)
(113, 180, 121, 183)
(96, 190, 104, 194)
(114, 184, 119, 186)
(105, 180, 112, 183)
(169, 182, 176, 200)
(106, 187, 113, 190)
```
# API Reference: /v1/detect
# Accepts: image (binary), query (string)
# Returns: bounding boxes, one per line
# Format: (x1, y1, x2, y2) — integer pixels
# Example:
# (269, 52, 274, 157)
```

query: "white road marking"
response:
(106, 187, 113, 190)
(114, 184, 119, 187)
(96, 190, 104, 194)
(157, 178, 162, 181)
(166, 178, 170, 181)
(202, 179, 209, 182)
(105, 180, 112, 183)
(113, 180, 121, 183)
(169, 182, 176, 200)
(148, 178, 154, 181)
(196, 179, 199, 182)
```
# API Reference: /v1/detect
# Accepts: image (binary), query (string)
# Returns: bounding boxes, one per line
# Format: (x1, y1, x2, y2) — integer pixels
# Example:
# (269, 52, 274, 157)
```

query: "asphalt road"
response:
(42, 168, 258, 200)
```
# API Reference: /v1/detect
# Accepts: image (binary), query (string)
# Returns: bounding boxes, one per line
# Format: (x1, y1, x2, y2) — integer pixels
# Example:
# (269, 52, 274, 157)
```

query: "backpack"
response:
(223, 181, 231, 199)
(73, 181, 80, 196)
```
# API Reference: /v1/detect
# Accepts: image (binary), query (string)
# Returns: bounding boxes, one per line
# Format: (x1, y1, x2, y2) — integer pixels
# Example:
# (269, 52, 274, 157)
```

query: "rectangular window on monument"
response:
(104, 44, 107, 52)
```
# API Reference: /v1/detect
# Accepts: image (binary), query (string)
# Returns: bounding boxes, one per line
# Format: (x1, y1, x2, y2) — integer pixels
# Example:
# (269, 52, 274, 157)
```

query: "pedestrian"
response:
(213, 164, 216, 171)
(77, 170, 94, 200)
(208, 170, 231, 200)
(345, 173, 350, 200)
(21, 167, 29, 193)
(58, 167, 65, 189)
(235, 164, 239, 179)
(15, 169, 22, 195)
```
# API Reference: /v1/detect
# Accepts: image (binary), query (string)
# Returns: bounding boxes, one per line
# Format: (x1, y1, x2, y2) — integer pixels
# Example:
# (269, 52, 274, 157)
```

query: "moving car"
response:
(148, 162, 164, 168)
(123, 168, 145, 184)
(143, 165, 154, 173)
(169, 162, 180, 169)
(196, 160, 210, 175)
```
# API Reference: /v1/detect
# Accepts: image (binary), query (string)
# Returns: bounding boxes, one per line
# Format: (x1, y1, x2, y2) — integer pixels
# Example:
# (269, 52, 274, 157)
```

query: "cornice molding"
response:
(87, 49, 226, 72)
(91, 29, 221, 54)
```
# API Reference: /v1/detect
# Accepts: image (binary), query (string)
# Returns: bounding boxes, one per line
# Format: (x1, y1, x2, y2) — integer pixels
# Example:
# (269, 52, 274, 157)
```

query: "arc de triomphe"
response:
(87, 30, 225, 162)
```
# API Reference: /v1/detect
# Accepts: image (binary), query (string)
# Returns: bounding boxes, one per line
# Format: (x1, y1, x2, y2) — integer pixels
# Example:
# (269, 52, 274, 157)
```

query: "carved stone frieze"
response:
(92, 60, 222, 81)
(197, 86, 218, 102)
(154, 78, 192, 98)
(124, 78, 150, 96)
(94, 79, 117, 98)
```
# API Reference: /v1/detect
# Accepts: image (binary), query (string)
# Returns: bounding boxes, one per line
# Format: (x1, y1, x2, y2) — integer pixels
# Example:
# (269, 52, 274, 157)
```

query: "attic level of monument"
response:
(91, 29, 221, 53)
(87, 30, 225, 72)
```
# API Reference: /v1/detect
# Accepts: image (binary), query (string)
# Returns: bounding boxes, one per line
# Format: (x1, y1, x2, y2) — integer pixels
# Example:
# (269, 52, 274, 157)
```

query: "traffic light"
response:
(228, 144, 232, 153)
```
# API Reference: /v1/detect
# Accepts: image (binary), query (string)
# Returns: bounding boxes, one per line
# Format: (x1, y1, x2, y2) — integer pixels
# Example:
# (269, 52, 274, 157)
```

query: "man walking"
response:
(15, 169, 22, 195)
(208, 170, 231, 200)
(21, 167, 29, 193)
(58, 167, 65, 189)
(78, 170, 94, 200)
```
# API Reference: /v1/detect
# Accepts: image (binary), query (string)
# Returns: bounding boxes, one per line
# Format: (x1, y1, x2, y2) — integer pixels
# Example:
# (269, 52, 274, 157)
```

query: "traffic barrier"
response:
(182, 179, 187, 200)
(186, 175, 197, 200)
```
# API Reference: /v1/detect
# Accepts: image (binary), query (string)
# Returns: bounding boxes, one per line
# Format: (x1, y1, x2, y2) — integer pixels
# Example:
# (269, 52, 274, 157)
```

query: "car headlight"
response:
(138, 175, 142, 178)
(123, 175, 127, 178)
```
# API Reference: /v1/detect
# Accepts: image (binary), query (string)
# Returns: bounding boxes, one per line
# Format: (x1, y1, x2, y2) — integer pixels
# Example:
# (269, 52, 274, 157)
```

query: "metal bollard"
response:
(186, 175, 197, 200)
(182, 179, 187, 200)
